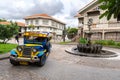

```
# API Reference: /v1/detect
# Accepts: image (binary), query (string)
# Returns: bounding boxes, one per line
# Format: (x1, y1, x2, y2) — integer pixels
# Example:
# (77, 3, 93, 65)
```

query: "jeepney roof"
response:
(23, 32, 49, 37)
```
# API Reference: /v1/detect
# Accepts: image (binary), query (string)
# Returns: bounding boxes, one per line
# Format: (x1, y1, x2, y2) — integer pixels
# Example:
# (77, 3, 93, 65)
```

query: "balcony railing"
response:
(78, 23, 83, 27)
(108, 22, 120, 27)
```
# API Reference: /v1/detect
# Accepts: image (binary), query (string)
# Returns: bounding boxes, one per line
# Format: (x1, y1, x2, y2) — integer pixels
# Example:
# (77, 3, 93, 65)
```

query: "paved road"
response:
(1, 58, 120, 80)
(1, 44, 120, 80)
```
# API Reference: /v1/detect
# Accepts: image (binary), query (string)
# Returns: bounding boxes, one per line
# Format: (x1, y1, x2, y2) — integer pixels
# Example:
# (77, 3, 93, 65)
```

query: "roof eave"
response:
(24, 17, 66, 25)
(78, 0, 98, 14)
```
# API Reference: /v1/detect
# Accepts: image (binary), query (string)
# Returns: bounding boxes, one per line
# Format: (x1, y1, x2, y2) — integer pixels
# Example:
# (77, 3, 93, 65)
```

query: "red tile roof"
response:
(24, 13, 66, 24)
(25, 14, 52, 19)
(74, 14, 82, 17)
(0, 21, 25, 27)
(17, 22, 25, 27)
(0, 22, 10, 25)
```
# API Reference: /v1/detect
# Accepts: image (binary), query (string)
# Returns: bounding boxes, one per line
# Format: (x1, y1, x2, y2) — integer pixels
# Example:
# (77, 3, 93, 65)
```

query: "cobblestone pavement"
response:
(1, 43, 120, 80)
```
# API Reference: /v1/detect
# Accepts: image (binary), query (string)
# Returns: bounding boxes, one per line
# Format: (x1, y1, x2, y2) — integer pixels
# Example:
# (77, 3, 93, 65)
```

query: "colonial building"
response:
(21, 14, 66, 37)
(76, 0, 120, 41)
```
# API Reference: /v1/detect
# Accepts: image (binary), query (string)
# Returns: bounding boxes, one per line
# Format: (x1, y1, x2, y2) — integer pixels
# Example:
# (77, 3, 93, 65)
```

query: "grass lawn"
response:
(0, 43, 17, 54)
(59, 41, 72, 45)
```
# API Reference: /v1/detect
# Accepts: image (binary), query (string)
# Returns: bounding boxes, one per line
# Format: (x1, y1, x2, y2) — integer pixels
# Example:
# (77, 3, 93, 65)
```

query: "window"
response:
(93, 6, 99, 11)
(35, 19, 38, 25)
(26, 20, 29, 25)
(56, 23, 58, 27)
(42, 19, 48, 25)
(59, 24, 62, 29)
(50, 27, 52, 30)
(52, 21, 56, 26)
(62, 26, 64, 30)
(37, 27, 39, 29)
(30, 20, 33, 24)
(79, 20, 84, 24)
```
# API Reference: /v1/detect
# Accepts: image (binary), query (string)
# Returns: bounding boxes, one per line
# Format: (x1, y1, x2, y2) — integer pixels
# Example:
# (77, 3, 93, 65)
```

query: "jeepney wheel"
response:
(36, 54, 46, 66)
(10, 58, 19, 66)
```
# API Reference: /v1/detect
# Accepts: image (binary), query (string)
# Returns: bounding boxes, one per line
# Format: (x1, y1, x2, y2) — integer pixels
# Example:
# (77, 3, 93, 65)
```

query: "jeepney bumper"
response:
(10, 56, 40, 62)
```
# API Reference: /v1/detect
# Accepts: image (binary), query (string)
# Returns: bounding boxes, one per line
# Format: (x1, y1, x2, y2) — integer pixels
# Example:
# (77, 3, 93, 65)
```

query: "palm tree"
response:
(99, 0, 120, 20)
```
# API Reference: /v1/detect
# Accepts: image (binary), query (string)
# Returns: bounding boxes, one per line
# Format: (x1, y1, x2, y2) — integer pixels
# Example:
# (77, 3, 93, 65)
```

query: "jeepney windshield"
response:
(24, 36, 47, 44)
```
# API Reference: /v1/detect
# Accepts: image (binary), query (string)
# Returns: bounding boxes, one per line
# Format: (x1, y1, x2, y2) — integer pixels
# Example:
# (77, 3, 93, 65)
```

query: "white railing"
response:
(108, 23, 120, 27)
(78, 23, 83, 27)
(84, 23, 108, 30)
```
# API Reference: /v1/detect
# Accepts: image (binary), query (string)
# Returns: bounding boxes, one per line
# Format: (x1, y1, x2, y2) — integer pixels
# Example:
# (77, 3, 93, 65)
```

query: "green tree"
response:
(0, 22, 19, 43)
(0, 18, 7, 22)
(29, 24, 35, 32)
(99, 0, 120, 20)
(67, 27, 78, 39)
(66, 26, 70, 32)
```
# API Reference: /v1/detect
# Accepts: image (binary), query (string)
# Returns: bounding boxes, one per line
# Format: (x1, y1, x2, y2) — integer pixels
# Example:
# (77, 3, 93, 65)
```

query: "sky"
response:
(0, 0, 92, 27)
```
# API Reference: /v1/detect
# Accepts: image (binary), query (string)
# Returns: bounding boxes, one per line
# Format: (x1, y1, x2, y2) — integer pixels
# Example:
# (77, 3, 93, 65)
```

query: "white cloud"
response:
(0, 0, 92, 27)
(0, 0, 63, 19)
(30, 0, 64, 15)
(55, 0, 92, 27)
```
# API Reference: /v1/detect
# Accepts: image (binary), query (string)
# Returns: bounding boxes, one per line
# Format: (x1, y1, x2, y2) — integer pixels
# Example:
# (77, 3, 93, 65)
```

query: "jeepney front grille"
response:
(23, 47, 32, 57)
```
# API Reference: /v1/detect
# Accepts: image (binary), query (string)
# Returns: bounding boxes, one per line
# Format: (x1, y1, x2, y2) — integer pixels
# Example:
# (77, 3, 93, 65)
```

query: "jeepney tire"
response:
(10, 58, 19, 66)
(36, 54, 46, 67)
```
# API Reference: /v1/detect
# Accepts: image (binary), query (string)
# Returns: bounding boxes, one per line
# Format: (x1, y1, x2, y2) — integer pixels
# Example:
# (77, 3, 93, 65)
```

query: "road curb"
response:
(0, 53, 10, 60)
(51, 43, 78, 45)
(65, 48, 118, 58)
(0, 56, 9, 60)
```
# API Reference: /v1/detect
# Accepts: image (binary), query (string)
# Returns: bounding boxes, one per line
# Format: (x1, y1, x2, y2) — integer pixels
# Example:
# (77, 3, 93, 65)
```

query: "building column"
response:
(83, 31, 85, 38)
(102, 30, 105, 40)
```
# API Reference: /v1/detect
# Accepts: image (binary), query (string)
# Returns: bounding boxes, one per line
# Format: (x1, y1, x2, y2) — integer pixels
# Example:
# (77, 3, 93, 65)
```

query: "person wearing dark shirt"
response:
(15, 35, 19, 44)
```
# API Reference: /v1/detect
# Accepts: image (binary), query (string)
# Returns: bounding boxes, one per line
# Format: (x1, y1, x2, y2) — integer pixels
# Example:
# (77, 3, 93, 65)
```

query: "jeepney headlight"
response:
(33, 48, 37, 53)
(17, 46, 22, 52)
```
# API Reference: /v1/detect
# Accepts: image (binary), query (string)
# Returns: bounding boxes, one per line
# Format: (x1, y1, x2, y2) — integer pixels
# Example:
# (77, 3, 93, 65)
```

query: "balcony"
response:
(78, 23, 83, 28)
(84, 23, 108, 31)
(108, 22, 120, 27)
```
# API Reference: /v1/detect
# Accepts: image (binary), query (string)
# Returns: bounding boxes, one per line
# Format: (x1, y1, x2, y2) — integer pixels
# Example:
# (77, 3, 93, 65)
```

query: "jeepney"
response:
(10, 32, 51, 66)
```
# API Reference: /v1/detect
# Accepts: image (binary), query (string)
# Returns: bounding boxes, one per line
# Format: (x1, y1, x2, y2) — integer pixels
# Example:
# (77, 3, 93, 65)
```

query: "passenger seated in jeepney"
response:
(34, 37, 45, 42)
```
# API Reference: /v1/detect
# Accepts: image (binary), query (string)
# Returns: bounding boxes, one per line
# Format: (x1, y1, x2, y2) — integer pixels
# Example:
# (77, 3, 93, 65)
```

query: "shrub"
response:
(94, 40, 108, 45)
(94, 40, 116, 45)
(116, 42, 120, 46)
(79, 38, 88, 44)
(66, 27, 78, 39)
(107, 40, 115, 45)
